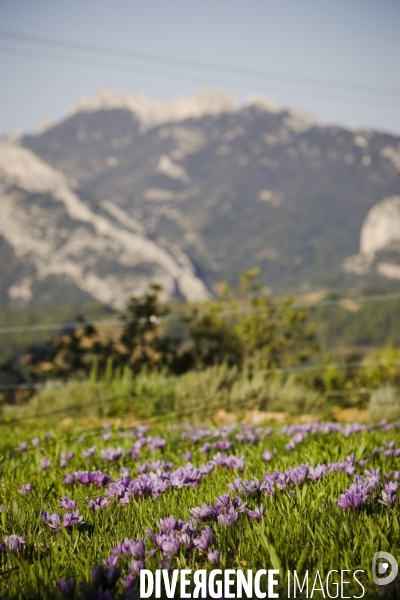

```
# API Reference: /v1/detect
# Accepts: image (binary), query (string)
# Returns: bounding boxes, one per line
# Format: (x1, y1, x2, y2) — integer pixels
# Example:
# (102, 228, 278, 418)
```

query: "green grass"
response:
(0, 414, 400, 598)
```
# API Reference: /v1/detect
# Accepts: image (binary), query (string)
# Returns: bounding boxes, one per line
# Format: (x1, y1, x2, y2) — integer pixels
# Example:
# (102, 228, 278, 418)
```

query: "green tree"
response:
(188, 268, 320, 370)
(119, 283, 172, 373)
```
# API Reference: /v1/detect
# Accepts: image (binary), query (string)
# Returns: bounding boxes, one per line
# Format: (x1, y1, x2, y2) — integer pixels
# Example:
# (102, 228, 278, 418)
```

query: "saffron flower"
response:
(378, 481, 398, 508)
(62, 510, 84, 528)
(100, 447, 123, 461)
(246, 504, 265, 520)
(18, 483, 33, 494)
(88, 497, 110, 511)
(63, 474, 75, 485)
(193, 525, 214, 550)
(308, 465, 327, 482)
(60, 451, 74, 468)
(57, 577, 76, 596)
(91, 564, 120, 589)
(82, 446, 96, 458)
(59, 496, 77, 511)
(3, 535, 25, 553)
(128, 560, 145, 577)
(40, 511, 61, 531)
(40, 458, 51, 470)
(262, 450, 273, 462)
(207, 550, 220, 564)
(337, 483, 368, 510)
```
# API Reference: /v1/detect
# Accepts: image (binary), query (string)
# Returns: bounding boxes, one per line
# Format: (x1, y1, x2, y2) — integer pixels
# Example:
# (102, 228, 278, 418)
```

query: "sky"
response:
(0, 0, 399, 136)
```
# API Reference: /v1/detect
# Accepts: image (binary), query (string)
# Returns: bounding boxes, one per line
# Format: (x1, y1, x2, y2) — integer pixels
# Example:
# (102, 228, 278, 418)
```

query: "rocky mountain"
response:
(1, 87, 399, 307)
(0, 141, 208, 307)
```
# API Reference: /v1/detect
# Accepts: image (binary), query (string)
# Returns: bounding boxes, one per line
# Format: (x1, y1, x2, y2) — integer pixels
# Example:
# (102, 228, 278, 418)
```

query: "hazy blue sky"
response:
(0, 0, 399, 135)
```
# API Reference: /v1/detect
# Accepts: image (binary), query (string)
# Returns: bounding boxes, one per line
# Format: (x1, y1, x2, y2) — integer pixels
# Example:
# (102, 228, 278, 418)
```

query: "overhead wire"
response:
(1, 29, 399, 99)
(0, 45, 397, 109)
(2, 383, 400, 427)
(0, 36, 399, 107)
(0, 291, 400, 336)
(1, 356, 399, 392)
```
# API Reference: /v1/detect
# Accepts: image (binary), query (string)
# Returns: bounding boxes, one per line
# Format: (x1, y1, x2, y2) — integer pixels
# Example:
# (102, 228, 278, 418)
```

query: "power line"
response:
(1, 356, 399, 392)
(1, 29, 399, 99)
(0, 393, 132, 425)
(0, 46, 399, 108)
(1, 45, 397, 109)
(2, 384, 400, 427)
(1, 291, 399, 336)
(266, 357, 400, 376)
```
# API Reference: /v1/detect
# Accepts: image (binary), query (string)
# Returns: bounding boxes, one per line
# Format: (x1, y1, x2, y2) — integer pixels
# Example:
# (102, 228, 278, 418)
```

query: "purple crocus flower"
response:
(75, 471, 90, 484)
(216, 494, 231, 508)
(121, 467, 131, 478)
(91, 564, 120, 589)
(194, 526, 214, 550)
(182, 451, 193, 462)
(122, 573, 135, 589)
(19, 442, 28, 452)
(63, 474, 75, 485)
(149, 436, 166, 450)
(214, 440, 232, 451)
(128, 560, 145, 577)
(60, 452, 74, 469)
(57, 577, 76, 596)
(59, 496, 77, 511)
(378, 481, 398, 508)
(160, 560, 172, 574)
(289, 465, 308, 485)
(262, 450, 273, 462)
(82, 446, 96, 459)
(285, 440, 296, 451)
(217, 512, 238, 527)
(337, 483, 368, 510)
(40, 458, 51, 470)
(18, 483, 33, 494)
(40, 511, 61, 531)
(88, 497, 110, 511)
(100, 447, 123, 462)
(190, 503, 214, 520)
(232, 497, 247, 512)
(131, 539, 146, 559)
(31, 438, 40, 447)
(161, 538, 180, 558)
(207, 550, 220, 564)
(62, 510, 84, 528)
(0, 504, 6, 512)
(308, 465, 327, 482)
(212, 453, 245, 470)
(246, 504, 265, 520)
(4, 535, 25, 553)
(90, 471, 112, 486)
(199, 443, 212, 454)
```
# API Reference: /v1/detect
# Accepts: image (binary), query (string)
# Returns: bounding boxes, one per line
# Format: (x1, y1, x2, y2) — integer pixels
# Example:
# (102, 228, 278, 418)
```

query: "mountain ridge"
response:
(0, 87, 399, 307)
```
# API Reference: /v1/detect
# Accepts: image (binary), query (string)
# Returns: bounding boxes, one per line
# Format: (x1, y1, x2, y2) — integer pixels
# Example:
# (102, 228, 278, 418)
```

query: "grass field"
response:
(1, 413, 400, 599)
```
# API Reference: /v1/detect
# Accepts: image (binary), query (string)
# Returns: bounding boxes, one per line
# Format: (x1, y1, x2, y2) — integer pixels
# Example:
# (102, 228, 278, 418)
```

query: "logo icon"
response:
(372, 552, 398, 586)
